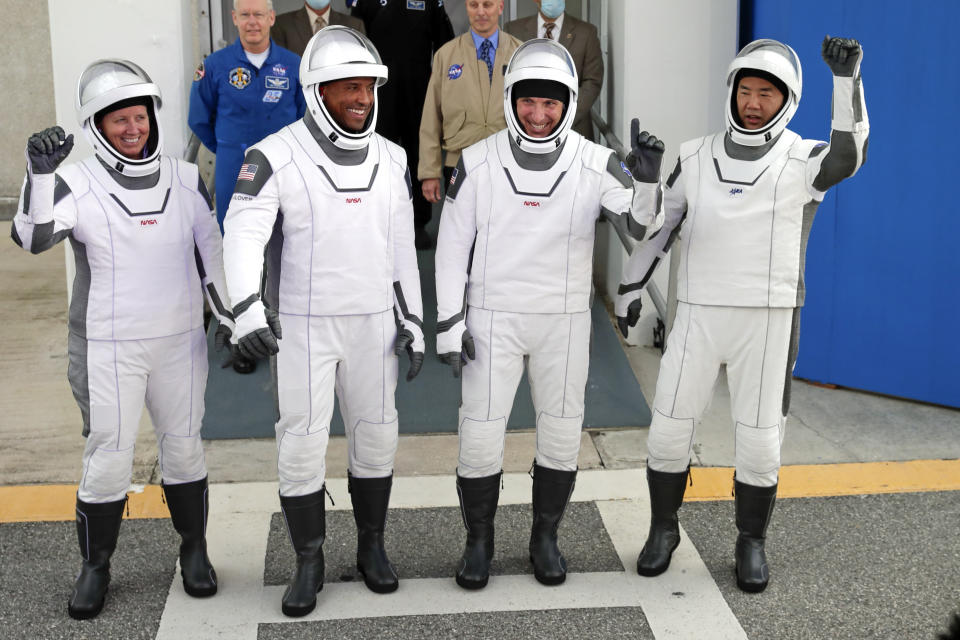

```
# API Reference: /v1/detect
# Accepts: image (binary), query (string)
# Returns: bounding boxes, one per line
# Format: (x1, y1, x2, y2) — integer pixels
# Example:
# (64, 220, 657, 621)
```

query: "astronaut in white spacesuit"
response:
(434, 38, 665, 590)
(12, 59, 232, 619)
(616, 36, 869, 592)
(222, 26, 424, 616)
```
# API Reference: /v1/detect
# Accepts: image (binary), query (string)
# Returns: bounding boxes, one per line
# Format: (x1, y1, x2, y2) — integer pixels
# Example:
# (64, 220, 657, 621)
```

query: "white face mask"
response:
(539, 0, 564, 19)
(306, 0, 330, 10)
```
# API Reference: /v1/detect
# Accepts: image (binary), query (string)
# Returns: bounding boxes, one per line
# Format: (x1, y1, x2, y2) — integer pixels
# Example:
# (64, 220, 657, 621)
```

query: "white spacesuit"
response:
(222, 26, 423, 615)
(435, 38, 665, 590)
(617, 37, 869, 592)
(12, 59, 230, 618)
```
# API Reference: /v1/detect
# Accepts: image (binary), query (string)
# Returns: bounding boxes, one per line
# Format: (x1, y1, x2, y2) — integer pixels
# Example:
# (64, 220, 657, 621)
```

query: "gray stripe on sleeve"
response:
(67, 331, 91, 436)
(812, 130, 859, 192)
(794, 200, 821, 308)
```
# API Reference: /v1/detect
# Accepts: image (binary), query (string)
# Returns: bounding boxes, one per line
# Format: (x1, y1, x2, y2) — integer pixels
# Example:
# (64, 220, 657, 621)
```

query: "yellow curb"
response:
(1, 459, 959, 522)
(0, 484, 170, 523)
(686, 459, 960, 501)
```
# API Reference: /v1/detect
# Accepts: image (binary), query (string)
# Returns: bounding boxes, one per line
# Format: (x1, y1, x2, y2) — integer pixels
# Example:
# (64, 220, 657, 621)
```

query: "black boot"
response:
(349, 473, 398, 594)
(734, 479, 777, 593)
(455, 472, 501, 590)
(163, 477, 218, 597)
(637, 467, 688, 577)
(67, 497, 126, 620)
(529, 464, 577, 586)
(279, 489, 326, 617)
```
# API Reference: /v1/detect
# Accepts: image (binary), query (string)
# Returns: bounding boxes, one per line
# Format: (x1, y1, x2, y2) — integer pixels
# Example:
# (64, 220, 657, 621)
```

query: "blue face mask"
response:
(539, 0, 564, 20)
(305, 0, 331, 10)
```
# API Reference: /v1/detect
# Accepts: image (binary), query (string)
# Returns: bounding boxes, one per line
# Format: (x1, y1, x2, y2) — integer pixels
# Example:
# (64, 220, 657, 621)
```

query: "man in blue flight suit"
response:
(189, 0, 304, 374)
(189, 0, 305, 231)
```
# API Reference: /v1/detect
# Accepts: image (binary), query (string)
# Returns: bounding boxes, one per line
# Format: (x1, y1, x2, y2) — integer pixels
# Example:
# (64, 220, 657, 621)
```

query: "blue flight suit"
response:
(188, 39, 305, 229)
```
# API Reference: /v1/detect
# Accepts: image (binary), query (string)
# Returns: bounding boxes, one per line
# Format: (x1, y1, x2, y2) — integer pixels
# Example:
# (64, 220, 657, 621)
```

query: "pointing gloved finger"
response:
(630, 118, 640, 148)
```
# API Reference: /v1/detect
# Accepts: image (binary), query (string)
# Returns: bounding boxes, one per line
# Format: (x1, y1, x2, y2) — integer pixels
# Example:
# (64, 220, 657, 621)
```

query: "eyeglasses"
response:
(237, 11, 269, 21)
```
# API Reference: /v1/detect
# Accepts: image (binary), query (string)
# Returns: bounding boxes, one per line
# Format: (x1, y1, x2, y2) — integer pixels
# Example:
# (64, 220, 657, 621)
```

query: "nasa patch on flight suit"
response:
(448, 64, 462, 80)
(229, 67, 252, 89)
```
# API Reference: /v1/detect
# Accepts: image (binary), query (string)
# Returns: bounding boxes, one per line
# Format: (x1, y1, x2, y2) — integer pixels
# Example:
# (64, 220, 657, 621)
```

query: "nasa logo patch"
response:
(229, 67, 251, 89)
(272, 64, 287, 76)
(193, 61, 205, 82)
(448, 64, 463, 80)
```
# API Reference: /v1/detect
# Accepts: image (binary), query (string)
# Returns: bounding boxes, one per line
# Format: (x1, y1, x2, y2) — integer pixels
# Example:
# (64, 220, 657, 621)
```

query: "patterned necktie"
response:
(545, 22, 555, 40)
(314, 15, 326, 33)
(479, 39, 493, 81)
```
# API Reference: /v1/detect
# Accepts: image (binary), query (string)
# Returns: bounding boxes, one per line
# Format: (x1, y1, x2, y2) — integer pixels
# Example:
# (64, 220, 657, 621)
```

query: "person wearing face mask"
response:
(505, 0, 603, 141)
(12, 59, 233, 619)
(222, 26, 424, 617)
(434, 39, 665, 590)
(273, 0, 366, 57)
(616, 36, 869, 593)
(189, 0, 305, 375)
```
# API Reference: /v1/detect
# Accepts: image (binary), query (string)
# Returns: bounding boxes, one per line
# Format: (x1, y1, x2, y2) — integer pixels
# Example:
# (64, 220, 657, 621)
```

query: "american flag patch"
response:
(237, 163, 258, 181)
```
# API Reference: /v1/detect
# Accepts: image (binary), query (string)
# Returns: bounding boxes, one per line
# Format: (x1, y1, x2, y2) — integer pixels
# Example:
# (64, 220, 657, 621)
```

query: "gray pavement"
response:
(2, 222, 959, 639)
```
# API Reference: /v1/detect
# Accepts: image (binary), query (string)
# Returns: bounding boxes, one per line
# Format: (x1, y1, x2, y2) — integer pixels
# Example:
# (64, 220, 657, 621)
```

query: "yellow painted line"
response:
(686, 459, 960, 501)
(1, 459, 958, 522)
(0, 484, 170, 523)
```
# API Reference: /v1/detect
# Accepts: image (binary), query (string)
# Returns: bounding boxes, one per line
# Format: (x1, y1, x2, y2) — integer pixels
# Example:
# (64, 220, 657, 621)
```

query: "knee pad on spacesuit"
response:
(158, 433, 207, 485)
(78, 443, 135, 503)
(349, 417, 398, 476)
(535, 412, 582, 471)
(458, 416, 507, 477)
(277, 427, 329, 495)
(646, 410, 696, 473)
(734, 421, 781, 487)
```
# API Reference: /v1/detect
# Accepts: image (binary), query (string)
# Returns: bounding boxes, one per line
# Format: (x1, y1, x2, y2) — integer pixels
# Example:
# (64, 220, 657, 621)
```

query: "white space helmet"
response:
(503, 39, 579, 154)
(76, 59, 163, 176)
(725, 39, 802, 146)
(300, 25, 388, 151)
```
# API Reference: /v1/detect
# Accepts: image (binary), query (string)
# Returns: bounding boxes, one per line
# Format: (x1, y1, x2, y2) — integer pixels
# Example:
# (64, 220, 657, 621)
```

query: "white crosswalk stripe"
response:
(156, 470, 746, 639)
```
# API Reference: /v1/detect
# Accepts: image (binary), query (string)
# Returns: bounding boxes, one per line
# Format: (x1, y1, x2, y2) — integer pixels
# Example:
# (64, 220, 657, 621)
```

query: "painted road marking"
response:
(155, 477, 747, 640)
(3, 459, 960, 522)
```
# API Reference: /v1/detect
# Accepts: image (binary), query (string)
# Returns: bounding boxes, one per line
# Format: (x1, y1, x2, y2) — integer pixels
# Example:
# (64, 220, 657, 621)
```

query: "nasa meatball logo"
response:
(448, 64, 463, 80)
(271, 64, 287, 76)
(229, 67, 251, 90)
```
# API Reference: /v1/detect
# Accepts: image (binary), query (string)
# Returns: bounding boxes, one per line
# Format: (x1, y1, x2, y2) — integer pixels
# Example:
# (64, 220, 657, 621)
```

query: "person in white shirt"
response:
(617, 36, 869, 593)
(222, 26, 424, 617)
(435, 38, 665, 590)
(12, 59, 232, 619)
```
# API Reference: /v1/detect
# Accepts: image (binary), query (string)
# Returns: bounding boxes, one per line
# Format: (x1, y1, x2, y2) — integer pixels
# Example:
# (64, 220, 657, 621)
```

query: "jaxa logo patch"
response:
(448, 64, 463, 80)
(729, 187, 743, 196)
(619, 161, 633, 180)
(229, 67, 251, 89)
(193, 61, 205, 82)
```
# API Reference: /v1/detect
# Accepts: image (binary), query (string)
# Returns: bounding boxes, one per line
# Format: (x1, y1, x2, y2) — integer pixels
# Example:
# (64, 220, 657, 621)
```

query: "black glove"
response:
(235, 304, 282, 360)
(395, 327, 425, 381)
(438, 329, 476, 379)
(821, 35, 862, 77)
(265, 307, 283, 341)
(214, 322, 235, 354)
(617, 297, 643, 339)
(27, 127, 74, 174)
(624, 119, 665, 183)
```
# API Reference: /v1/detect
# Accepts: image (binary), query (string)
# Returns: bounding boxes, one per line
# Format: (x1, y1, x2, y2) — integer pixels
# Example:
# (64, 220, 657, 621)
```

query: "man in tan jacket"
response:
(419, 0, 521, 209)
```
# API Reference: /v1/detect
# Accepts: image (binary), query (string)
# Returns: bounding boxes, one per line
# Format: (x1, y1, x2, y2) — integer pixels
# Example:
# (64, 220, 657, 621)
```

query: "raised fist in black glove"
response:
(27, 126, 74, 174)
(624, 119, 665, 184)
(822, 35, 862, 77)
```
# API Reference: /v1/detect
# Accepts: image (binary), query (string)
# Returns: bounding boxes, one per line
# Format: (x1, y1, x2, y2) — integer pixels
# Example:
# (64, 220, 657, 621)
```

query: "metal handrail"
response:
(590, 110, 666, 322)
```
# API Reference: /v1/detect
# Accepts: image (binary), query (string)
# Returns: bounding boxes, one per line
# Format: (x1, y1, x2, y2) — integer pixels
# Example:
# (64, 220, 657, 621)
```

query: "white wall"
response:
(597, 0, 738, 345)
